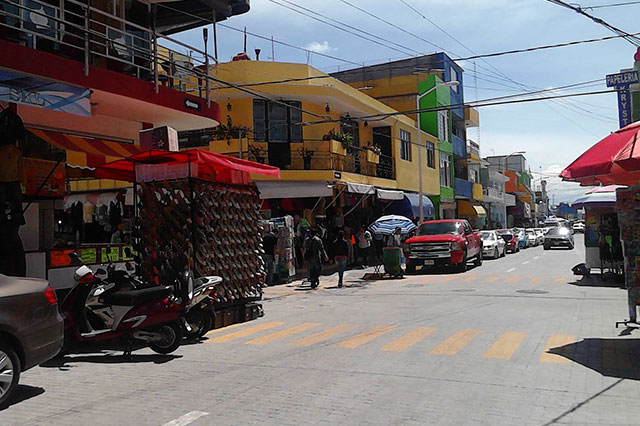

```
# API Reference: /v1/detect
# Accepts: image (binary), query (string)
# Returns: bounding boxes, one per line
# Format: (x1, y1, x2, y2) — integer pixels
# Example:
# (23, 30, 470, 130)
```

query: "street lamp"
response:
(502, 151, 526, 228)
(416, 80, 459, 223)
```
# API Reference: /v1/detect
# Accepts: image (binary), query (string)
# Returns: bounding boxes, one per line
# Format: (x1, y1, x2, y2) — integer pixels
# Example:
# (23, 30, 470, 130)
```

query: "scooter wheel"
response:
(149, 322, 183, 354)
(184, 309, 213, 340)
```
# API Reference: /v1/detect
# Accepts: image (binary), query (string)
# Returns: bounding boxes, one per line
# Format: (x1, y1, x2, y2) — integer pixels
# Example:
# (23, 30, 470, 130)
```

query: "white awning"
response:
(256, 181, 333, 199)
(346, 182, 375, 195)
(473, 205, 487, 216)
(376, 188, 404, 200)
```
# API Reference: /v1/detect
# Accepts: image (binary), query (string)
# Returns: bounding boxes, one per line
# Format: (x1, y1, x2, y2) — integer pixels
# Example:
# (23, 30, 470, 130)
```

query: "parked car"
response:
(534, 228, 545, 245)
(404, 219, 483, 273)
(512, 228, 527, 248)
(496, 229, 519, 253)
(0, 274, 64, 408)
(572, 222, 585, 233)
(543, 227, 575, 250)
(481, 231, 506, 259)
(525, 229, 538, 247)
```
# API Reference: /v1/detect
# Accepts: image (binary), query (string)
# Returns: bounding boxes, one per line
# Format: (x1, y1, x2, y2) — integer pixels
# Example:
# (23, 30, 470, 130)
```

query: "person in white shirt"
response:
(356, 226, 372, 266)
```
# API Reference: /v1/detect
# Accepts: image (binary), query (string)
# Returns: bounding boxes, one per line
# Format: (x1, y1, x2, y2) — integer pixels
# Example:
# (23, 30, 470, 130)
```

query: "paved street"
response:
(2, 235, 640, 426)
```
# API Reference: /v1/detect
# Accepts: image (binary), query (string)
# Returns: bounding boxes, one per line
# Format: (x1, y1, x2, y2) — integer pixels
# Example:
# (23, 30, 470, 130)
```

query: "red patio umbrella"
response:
(560, 121, 640, 186)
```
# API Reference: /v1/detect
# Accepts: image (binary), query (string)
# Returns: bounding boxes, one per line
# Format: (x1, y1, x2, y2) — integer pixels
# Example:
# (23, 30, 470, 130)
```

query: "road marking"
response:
(483, 332, 527, 359)
(529, 277, 543, 284)
(245, 323, 320, 345)
(380, 327, 437, 352)
(553, 276, 567, 284)
(438, 276, 458, 283)
(504, 276, 521, 283)
(336, 325, 396, 349)
(207, 322, 284, 343)
(430, 329, 482, 355)
(533, 256, 540, 260)
(541, 252, 547, 256)
(506, 267, 516, 273)
(522, 261, 529, 265)
(540, 334, 576, 363)
(205, 322, 246, 336)
(162, 411, 209, 426)
(460, 276, 477, 283)
(484, 276, 500, 283)
(290, 324, 356, 347)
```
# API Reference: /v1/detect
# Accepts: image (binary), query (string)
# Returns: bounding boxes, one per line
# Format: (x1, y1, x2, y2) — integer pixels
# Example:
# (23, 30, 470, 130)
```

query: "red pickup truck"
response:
(404, 219, 483, 273)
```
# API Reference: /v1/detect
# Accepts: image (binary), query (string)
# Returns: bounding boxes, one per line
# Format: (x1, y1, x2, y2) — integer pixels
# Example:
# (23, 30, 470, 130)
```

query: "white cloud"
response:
(305, 41, 335, 54)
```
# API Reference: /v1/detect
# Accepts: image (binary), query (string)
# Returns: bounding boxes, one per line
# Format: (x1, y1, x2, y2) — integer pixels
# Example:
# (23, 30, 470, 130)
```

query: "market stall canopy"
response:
(560, 121, 640, 186)
(404, 194, 435, 219)
(345, 182, 375, 195)
(94, 149, 280, 182)
(256, 181, 333, 199)
(369, 215, 417, 236)
(27, 127, 143, 169)
(376, 188, 404, 200)
(572, 185, 623, 208)
(458, 200, 487, 217)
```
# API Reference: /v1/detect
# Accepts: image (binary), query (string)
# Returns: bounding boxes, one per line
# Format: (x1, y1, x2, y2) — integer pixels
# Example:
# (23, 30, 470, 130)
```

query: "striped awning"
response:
(28, 128, 143, 169)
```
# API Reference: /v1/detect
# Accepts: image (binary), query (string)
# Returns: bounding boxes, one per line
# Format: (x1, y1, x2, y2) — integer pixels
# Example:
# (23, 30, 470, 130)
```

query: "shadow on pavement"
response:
(548, 338, 640, 380)
(565, 275, 625, 289)
(0, 385, 45, 411)
(41, 352, 181, 370)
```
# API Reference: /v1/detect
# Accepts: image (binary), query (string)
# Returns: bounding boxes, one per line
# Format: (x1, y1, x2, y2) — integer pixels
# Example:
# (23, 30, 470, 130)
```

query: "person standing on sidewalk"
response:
(262, 225, 278, 286)
(304, 228, 328, 289)
(356, 225, 372, 267)
(331, 230, 349, 288)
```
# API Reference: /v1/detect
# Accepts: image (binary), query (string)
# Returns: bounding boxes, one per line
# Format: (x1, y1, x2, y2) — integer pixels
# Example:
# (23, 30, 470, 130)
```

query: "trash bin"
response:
(383, 247, 403, 278)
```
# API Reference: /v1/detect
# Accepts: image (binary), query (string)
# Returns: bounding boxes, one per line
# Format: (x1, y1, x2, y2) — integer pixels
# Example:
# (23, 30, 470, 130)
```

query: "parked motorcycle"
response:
(183, 276, 221, 339)
(61, 253, 190, 356)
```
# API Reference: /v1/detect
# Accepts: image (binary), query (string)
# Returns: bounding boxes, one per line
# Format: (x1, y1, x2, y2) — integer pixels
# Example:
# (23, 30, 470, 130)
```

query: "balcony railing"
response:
(0, 0, 212, 99)
(452, 134, 466, 158)
(467, 141, 480, 158)
(454, 177, 473, 199)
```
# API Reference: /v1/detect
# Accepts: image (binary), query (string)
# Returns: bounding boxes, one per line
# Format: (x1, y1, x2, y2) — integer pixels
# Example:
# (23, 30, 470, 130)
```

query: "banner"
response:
(0, 68, 91, 117)
(22, 158, 66, 197)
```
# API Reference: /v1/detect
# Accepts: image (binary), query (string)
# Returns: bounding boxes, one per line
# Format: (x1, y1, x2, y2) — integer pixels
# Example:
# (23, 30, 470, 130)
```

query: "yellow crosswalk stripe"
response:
(335, 325, 396, 349)
(438, 276, 458, 283)
(290, 324, 356, 347)
(205, 322, 247, 336)
(504, 276, 521, 283)
(529, 277, 543, 284)
(207, 321, 284, 343)
(553, 276, 567, 284)
(484, 276, 500, 283)
(380, 327, 437, 352)
(430, 329, 482, 355)
(245, 323, 320, 345)
(460, 276, 477, 283)
(540, 334, 576, 363)
(483, 332, 527, 359)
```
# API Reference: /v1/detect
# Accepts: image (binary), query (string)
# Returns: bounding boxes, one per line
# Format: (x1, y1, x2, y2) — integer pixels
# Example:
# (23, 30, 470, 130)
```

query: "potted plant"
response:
(365, 143, 381, 163)
(323, 130, 353, 155)
(248, 144, 265, 164)
(297, 147, 315, 170)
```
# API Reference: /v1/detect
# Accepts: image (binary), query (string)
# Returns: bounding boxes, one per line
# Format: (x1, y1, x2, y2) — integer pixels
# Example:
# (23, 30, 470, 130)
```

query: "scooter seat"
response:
(107, 286, 173, 306)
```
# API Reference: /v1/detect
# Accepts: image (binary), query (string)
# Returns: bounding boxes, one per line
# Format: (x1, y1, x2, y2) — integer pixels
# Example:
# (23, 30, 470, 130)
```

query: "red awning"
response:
(28, 128, 144, 169)
(95, 149, 280, 182)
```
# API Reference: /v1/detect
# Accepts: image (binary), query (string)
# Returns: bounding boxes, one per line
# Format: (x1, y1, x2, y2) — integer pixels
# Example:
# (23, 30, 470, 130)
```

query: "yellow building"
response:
(192, 59, 441, 221)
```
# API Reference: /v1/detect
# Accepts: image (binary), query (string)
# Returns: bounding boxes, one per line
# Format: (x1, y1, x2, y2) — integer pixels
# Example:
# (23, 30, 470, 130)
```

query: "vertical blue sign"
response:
(618, 89, 632, 128)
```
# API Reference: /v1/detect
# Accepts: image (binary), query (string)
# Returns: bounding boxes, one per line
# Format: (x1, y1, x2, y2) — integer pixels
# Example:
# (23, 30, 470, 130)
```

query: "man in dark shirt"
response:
(262, 227, 278, 286)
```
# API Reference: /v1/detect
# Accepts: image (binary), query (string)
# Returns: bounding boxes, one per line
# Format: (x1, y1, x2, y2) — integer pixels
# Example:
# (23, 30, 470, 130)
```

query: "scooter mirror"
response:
(125, 262, 134, 271)
(96, 268, 107, 275)
(68, 252, 80, 261)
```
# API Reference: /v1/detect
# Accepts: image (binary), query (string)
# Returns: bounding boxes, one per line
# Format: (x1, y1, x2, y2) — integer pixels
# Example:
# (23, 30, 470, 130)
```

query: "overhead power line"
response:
(544, 0, 640, 46)
(580, 1, 640, 10)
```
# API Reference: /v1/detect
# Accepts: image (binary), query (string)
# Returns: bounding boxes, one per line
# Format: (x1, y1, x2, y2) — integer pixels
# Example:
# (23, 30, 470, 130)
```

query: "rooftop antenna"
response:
(271, 36, 275, 62)
(243, 26, 247, 54)
(255, 48, 261, 61)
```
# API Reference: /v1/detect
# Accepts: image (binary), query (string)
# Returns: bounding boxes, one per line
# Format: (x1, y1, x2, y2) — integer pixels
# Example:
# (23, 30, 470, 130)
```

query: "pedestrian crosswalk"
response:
(205, 321, 581, 364)
(417, 275, 573, 285)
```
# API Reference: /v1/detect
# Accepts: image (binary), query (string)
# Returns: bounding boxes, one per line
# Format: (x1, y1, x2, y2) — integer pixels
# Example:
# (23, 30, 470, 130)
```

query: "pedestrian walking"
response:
(304, 228, 328, 289)
(262, 225, 278, 286)
(331, 230, 349, 287)
(356, 225, 372, 266)
(386, 226, 403, 247)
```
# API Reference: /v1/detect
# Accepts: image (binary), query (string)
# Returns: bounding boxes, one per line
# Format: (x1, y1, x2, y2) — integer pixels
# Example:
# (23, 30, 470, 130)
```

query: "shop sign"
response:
(605, 70, 638, 128)
(49, 249, 74, 268)
(184, 98, 201, 111)
(121, 245, 136, 260)
(101, 246, 120, 263)
(79, 247, 98, 264)
(606, 70, 638, 88)
(0, 68, 91, 117)
(617, 90, 632, 128)
(22, 158, 66, 197)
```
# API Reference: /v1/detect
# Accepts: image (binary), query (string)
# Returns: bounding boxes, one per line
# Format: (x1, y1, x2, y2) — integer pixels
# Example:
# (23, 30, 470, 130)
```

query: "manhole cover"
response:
(516, 289, 549, 294)
(451, 289, 476, 292)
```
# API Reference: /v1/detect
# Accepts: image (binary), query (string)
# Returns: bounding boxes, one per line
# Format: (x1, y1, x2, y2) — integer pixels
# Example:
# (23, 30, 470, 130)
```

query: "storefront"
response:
(457, 200, 487, 230)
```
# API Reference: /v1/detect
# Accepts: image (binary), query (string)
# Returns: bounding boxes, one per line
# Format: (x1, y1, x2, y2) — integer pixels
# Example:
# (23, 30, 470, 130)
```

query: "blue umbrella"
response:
(571, 191, 617, 208)
(368, 215, 417, 236)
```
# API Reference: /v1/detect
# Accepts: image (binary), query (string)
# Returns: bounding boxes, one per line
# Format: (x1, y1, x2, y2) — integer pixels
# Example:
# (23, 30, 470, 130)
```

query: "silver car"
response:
(481, 231, 506, 258)
(543, 227, 575, 250)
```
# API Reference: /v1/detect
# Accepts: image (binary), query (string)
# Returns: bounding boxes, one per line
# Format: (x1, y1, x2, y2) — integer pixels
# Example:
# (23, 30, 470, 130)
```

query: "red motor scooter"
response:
(60, 254, 191, 356)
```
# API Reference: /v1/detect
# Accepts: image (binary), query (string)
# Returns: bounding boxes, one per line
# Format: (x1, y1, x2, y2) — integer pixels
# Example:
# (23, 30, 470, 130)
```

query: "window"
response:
(400, 129, 411, 161)
(437, 110, 449, 142)
(450, 67, 458, 92)
(252, 99, 303, 143)
(439, 152, 451, 187)
(426, 141, 435, 169)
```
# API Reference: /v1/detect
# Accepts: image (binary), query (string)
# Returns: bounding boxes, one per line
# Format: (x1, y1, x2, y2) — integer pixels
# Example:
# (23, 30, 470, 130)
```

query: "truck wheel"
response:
(149, 322, 183, 354)
(0, 341, 20, 409)
(406, 263, 416, 274)
(456, 251, 468, 273)
(474, 251, 483, 267)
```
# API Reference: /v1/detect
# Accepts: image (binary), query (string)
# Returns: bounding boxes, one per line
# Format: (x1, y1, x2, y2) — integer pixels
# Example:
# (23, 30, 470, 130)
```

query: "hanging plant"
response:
(366, 143, 382, 155)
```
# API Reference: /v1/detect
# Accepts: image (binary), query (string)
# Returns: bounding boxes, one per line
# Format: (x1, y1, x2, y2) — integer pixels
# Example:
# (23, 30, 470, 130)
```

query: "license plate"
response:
(424, 260, 435, 265)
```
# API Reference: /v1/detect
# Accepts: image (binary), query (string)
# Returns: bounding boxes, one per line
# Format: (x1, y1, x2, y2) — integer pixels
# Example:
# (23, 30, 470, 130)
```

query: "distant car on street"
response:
(0, 275, 64, 408)
(534, 228, 545, 245)
(512, 228, 527, 248)
(525, 229, 538, 247)
(572, 222, 585, 233)
(543, 227, 575, 250)
(481, 231, 506, 259)
(496, 229, 519, 253)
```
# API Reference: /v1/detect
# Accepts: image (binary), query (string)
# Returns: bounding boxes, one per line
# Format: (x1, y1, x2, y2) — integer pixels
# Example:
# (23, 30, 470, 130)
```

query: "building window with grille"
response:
(426, 141, 435, 169)
(439, 152, 451, 187)
(437, 110, 449, 142)
(253, 99, 303, 142)
(400, 129, 411, 161)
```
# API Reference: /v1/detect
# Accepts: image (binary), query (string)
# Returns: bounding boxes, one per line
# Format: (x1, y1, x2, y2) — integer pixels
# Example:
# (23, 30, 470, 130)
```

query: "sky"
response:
(171, 0, 639, 203)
